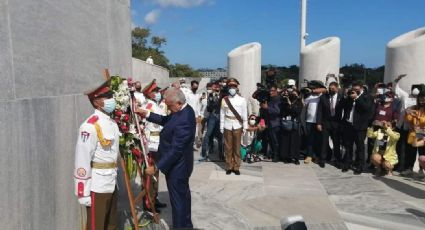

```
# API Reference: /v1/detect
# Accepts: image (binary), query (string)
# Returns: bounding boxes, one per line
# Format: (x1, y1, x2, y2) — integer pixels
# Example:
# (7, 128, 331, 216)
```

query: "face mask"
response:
(249, 119, 256, 126)
(412, 88, 420, 96)
(287, 88, 293, 93)
(229, 88, 237, 96)
(377, 88, 384, 95)
(384, 97, 393, 103)
(207, 90, 213, 94)
(103, 98, 116, 114)
(154, 93, 162, 102)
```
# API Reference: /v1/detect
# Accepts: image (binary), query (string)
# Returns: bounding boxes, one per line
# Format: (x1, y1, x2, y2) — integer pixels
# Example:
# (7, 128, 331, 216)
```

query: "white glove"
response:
(220, 129, 224, 134)
(78, 196, 91, 207)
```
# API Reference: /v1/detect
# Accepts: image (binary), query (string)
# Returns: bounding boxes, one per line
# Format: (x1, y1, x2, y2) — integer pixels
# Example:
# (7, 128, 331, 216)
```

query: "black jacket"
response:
(342, 93, 374, 131)
(316, 91, 344, 128)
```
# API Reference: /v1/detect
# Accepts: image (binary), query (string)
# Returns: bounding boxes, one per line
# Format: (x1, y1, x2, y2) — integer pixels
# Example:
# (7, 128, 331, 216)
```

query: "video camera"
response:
(252, 83, 270, 103)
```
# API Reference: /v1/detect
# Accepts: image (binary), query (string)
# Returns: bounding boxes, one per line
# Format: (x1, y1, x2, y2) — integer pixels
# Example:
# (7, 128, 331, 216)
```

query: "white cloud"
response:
(144, 9, 161, 24)
(148, 0, 212, 8)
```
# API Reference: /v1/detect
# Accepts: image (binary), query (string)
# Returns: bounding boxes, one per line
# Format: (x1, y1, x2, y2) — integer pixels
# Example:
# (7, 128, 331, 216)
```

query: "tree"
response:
(132, 27, 169, 68)
(151, 36, 167, 50)
(169, 64, 201, 78)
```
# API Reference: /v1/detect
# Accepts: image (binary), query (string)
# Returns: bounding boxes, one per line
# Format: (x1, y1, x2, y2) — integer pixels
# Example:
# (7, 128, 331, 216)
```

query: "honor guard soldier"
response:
(141, 80, 168, 211)
(220, 78, 248, 175)
(74, 78, 120, 230)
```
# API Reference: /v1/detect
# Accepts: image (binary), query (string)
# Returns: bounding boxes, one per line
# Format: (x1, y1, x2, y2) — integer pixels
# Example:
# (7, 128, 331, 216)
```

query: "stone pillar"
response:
(228, 42, 262, 115)
(384, 27, 425, 92)
(300, 37, 340, 87)
(132, 57, 170, 88)
(0, 0, 131, 229)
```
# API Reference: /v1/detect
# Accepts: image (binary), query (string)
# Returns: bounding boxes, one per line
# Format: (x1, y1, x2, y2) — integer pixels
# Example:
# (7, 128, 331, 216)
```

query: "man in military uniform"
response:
(220, 78, 248, 175)
(141, 80, 168, 211)
(74, 79, 120, 230)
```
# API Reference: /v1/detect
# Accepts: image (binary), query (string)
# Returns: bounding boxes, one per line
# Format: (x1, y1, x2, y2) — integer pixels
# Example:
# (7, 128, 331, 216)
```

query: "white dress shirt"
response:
(220, 94, 248, 131)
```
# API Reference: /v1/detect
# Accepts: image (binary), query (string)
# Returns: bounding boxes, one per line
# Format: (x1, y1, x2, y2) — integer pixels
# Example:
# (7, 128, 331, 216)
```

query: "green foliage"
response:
(169, 64, 201, 78)
(132, 27, 169, 68)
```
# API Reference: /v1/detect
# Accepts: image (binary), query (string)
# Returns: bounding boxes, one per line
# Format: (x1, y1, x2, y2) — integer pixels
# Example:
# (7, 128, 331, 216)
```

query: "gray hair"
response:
(164, 87, 186, 104)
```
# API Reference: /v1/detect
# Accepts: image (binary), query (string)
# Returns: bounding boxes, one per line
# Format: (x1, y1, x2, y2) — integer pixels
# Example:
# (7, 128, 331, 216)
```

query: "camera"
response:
(252, 83, 270, 103)
(378, 134, 389, 152)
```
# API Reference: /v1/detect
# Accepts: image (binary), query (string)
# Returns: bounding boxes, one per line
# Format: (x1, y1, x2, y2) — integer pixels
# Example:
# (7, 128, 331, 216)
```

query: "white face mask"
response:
(207, 90, 213, 94)
(249, 119, 256, 126)
(412, 88, 420, 96)
(229, 88, 237, 96)
(377, 88, 384, 95)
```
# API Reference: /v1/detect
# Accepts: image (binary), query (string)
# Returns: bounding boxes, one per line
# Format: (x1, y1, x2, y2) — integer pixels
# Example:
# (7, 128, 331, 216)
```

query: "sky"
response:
(131, 0, 425, 69)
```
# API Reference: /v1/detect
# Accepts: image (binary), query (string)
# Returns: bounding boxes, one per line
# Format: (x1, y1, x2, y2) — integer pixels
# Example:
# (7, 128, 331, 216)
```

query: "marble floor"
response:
(120, 150, 425, 230)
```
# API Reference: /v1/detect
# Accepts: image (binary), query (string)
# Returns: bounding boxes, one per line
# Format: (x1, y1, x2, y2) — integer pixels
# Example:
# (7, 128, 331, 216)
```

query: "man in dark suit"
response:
(138, 87, 196, 229)
(341, 82, 374, 174)
(316, 81, 344, 168)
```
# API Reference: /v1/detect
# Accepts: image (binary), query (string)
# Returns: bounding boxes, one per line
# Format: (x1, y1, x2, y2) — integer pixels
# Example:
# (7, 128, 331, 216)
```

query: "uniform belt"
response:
(225, 115, 238, 120)
(91, 161, 117, 169)
(150, 131, 160, 136)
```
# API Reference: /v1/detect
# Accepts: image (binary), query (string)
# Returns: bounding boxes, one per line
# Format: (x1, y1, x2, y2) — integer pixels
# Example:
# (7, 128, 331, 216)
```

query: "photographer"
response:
(280, 89, 303, 165)
(302, 80, 326, 164)
(367, 121, 400, 176)
(404, 91, 425, 176)
(341, 82, 374, 174)
(260, 85, 283, 162)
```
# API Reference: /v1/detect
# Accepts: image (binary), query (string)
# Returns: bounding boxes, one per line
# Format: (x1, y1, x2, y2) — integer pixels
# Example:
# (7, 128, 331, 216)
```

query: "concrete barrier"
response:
(0, 0, 131, 229)
(384, 27, 425, 92)
(132, 57, 170, 88)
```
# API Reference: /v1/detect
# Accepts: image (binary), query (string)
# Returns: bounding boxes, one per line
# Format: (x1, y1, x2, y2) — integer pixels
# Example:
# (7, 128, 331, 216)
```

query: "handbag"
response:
(281, 117, 295, 131)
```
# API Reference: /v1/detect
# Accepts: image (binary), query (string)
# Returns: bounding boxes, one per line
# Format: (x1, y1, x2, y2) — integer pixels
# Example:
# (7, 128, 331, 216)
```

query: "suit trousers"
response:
(321, 121, 342, 162)
(343, 123, 366, 169)
(268, 126, 282, 160)
(224, 128, 243, 170)
(167, 177, 193, 229)
(86, 190, 117, 230)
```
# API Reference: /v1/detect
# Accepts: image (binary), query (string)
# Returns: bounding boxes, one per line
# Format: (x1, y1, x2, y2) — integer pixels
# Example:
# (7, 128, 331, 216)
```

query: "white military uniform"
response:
(220, 94, 248, 132)
(142, 99, 167, 152)
(74, 109, 120, 199)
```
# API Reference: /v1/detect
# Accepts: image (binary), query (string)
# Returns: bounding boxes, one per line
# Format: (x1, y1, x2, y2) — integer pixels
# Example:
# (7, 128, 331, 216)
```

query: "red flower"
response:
(123, 114, 130, 122)
(115, 110, 123, 117)
(120, 124, 129, 133)
(114, 117, 121, 123)
(131, 148, 142, 158)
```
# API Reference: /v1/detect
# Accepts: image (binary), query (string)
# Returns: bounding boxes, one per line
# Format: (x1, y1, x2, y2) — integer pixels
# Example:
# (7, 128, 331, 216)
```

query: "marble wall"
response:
(0, 0, 131, 229)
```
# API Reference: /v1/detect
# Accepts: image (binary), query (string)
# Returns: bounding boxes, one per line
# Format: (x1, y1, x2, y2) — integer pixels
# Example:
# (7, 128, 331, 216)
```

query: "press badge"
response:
(379, 110, 386, 116)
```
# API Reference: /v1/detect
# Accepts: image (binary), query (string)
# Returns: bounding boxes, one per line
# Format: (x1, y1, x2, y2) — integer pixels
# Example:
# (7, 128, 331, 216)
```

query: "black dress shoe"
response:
(319, 162, 325, 168)
(226, 170, 232, 175)
(155, 199, 167, 209)
(341, 167, 349, 173)
(234, 170, 240, 175)
(353, 169, 363, 175)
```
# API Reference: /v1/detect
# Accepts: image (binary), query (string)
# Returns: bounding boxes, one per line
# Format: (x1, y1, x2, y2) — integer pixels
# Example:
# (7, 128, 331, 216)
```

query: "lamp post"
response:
(300, 0, 307, 51)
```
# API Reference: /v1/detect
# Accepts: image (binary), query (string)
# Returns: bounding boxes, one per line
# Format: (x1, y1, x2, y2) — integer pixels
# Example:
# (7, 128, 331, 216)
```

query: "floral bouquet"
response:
(110, 75, 145, 178)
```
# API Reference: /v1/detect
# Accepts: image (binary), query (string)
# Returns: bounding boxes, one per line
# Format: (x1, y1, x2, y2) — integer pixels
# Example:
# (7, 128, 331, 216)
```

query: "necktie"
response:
(330, 96, 335, 116)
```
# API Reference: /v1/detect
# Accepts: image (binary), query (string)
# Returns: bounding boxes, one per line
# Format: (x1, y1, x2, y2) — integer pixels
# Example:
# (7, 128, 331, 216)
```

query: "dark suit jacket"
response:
(147, 105, 196, 179)
(342, 93, 374, 131)
(316, 91, 344, 128)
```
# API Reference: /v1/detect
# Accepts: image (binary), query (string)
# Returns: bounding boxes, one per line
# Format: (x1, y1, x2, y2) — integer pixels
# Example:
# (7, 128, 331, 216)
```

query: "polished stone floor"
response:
(120, 150, 425, 230)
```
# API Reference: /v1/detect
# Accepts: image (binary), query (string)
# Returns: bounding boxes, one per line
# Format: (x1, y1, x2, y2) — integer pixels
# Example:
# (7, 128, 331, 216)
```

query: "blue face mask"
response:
(229, 88, 237, 96)
(154, 93, 162, 102)
(102, 98, 116, 114)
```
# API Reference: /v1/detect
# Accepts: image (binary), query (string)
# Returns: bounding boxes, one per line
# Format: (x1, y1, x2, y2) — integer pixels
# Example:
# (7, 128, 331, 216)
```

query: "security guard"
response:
(141, 80, 168, 211)
(220, 78, 248, 175)
(74, 79, 120, 230)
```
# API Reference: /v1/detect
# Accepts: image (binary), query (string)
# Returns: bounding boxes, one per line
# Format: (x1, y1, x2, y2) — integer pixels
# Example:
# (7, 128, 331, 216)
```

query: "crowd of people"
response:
(185, 75, 425, 178)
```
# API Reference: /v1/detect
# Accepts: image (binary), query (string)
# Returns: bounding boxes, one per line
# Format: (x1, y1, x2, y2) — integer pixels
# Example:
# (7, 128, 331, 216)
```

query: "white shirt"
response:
(305, 94, 321, 123)
(395, 82, 417, 129)
(146, 57, 154, 64)
(220, 94, 248, 131)
(330, 93, 338, 116)
(186, 91, 201, 117)
(74, 109, 120, 197)
(134, 91, 146, 106)
(142, 99, 167, 152)
(199, 95, 208, 118)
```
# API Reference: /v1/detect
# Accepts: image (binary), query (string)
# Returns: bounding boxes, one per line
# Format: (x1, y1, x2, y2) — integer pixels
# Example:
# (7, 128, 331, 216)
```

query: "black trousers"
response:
(320, 121, 342, 162)
(280, 129, 301, 160)
(268, 126, 282, 160)
(405, 143, 425, 170)
(343, 123, 367, 170)
(167, 177, 193, 229)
